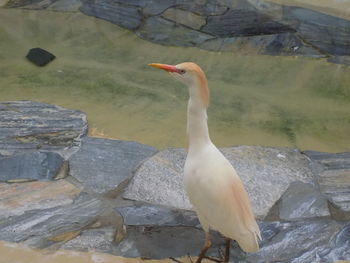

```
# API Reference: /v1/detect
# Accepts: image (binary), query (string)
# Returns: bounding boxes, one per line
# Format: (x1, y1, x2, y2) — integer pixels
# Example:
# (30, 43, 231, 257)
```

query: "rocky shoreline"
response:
(0, 101, 349, 262)
(2, 0, 350, 66)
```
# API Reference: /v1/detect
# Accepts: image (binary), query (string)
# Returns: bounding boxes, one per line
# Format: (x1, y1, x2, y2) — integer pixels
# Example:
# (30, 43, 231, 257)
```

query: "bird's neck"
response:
(186, 97, 211, 151)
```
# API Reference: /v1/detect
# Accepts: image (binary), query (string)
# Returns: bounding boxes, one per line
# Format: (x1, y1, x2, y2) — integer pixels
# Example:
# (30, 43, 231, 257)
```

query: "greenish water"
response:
(1, 9, 350, 152)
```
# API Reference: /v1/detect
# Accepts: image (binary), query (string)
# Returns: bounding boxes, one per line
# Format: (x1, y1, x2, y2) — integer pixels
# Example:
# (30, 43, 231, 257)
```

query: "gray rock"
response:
(0, 180, 80, 218)
(4, 0, 55, 9)
(283, 6, 350, 56)
(124, 146, 315, 219)
(172, 0, 229, 16)
(142, 0, 174, 16)
(0, 151, 66, 182)
(123, 148, 191, 210)
(246, 220, 345, 263)
(115, 203, 222, 259)
(142, 0, 228, 16)
(323, 222, 350, 261)
(0, 179, 109, 248)
(200, 32, 323, 56)
(244, 0, 284, 18)
(318, 169, 350, 213)
(101, 204, 348, 261)
(202, 9, 295, 37)
(75, 0, 350, 62)
(304, 151, 350, 171)
(162, 8, 206, 30)
(79, 0, 143, 30)
(69, 137, 157, 196)
(0, 101, 87, 158)
(304, 150, 350, 214)
(0, 192, 107, 248)
(116, 226, 222, 259)
(116, 203, 199, 227)
(61, 227, 119, 254)
(4, 0, 81, 11)
(279, 181, 330, 220)
(47, 0, 82, 12)
(222, 146, 315, 219)
(136, 16, 214, 47)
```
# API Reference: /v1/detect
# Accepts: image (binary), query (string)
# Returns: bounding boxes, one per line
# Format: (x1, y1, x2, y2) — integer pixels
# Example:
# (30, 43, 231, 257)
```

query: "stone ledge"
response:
(0, 101, 350, 262)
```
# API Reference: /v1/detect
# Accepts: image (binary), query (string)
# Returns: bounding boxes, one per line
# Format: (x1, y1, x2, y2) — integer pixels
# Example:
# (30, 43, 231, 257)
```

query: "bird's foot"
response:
(169, 257, 183, 263)
(203, 249, 228, 263)
(169, 254, 194, 263)
(203, 256, 225, 263)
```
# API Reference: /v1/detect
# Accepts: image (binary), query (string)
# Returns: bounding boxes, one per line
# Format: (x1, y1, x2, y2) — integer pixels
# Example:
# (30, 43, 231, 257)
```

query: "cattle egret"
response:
(148, 62, 261, 262)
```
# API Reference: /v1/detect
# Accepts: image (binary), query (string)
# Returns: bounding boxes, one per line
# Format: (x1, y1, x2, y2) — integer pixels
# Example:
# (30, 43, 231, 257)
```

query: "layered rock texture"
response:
(3, 0, 350, 64)
(0, 101, 349, 262)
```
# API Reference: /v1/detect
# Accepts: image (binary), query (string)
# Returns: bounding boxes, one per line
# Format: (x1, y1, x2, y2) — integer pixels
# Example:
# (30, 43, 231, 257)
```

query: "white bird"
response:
(148, 62, 261, 263)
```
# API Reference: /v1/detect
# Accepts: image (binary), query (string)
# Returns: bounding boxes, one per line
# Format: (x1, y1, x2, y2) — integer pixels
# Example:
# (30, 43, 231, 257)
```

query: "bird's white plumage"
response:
(148, 61, 260, 255)
(184, 141, 260, 252)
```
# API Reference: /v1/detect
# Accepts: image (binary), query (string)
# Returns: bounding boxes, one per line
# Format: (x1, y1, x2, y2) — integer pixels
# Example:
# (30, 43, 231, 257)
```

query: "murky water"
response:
(0, 240, 195, 263)
(1, 8, 350, 153)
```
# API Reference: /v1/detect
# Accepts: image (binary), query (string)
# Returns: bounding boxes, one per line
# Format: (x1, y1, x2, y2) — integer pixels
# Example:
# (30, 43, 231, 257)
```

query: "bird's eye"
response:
(178, 69, 186, 75)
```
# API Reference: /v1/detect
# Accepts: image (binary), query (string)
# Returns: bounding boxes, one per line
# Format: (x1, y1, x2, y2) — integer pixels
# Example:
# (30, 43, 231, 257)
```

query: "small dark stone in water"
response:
(26, 48, 56, 66)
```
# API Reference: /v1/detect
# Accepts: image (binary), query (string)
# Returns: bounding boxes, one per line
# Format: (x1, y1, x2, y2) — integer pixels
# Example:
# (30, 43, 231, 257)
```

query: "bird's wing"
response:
(229, 173, 261, 240)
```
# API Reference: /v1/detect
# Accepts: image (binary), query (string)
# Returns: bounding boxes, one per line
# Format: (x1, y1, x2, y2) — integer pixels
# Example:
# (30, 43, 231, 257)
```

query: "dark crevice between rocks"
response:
(328, 201, 350, 221)
(264, 199, 281, 221)
(158, 16, 215, 38)
(14, 131, 78, 146)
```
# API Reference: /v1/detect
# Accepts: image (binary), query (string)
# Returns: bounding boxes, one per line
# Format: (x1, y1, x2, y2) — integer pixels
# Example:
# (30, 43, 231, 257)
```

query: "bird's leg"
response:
(223, 238, 231, 262)
(196, 232, 212, 263)
(204, 238, 231, 263)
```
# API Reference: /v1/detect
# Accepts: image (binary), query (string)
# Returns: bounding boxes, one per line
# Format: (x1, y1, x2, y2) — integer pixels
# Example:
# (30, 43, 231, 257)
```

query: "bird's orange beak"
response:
(148, 63, 178, 73)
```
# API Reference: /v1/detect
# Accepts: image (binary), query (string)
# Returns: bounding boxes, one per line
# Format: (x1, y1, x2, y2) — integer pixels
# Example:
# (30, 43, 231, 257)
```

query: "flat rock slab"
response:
(202, 9, 294, 37)
(0, 180, 80, 218)
(246, 220, 347, 263)
(304, 151, 350, 171)
(69, 137, 157, 196)
(80, 0, 143, 30)
(0, 180, 105, 248)
(136, 16, 214, 47)
(116, 225, 223, 259)
(0, 151, 66, 182)
(61, 226, 119, 254)
(318, 169, 350, 213)
(283, 6, 350, 56)
(5, 0, 82, 11)
(124, 146, 315, 219)
(161, 8, 207, 30)
(65, 202, 348, 261)
(0, 101, 87, 158)
(116, 203, 199, 227)
(115, 203, 222, 259)
(0, 189, 107, 248)
(278, 181, 330, 220)
(304, 150, 350, 214)
(123, 148, 191, 210)
(47, 0, 82, 12)
(5, 0, 56, 8)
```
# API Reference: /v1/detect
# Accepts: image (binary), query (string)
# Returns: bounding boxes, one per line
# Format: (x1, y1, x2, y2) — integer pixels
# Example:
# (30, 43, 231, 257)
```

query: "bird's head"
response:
(148, 62, 209, 107)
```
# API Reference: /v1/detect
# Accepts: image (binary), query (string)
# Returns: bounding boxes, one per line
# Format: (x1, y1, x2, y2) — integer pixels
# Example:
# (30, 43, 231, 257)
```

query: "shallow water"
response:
(0, 240, 195, 263)
(1, 9, 350, 152)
